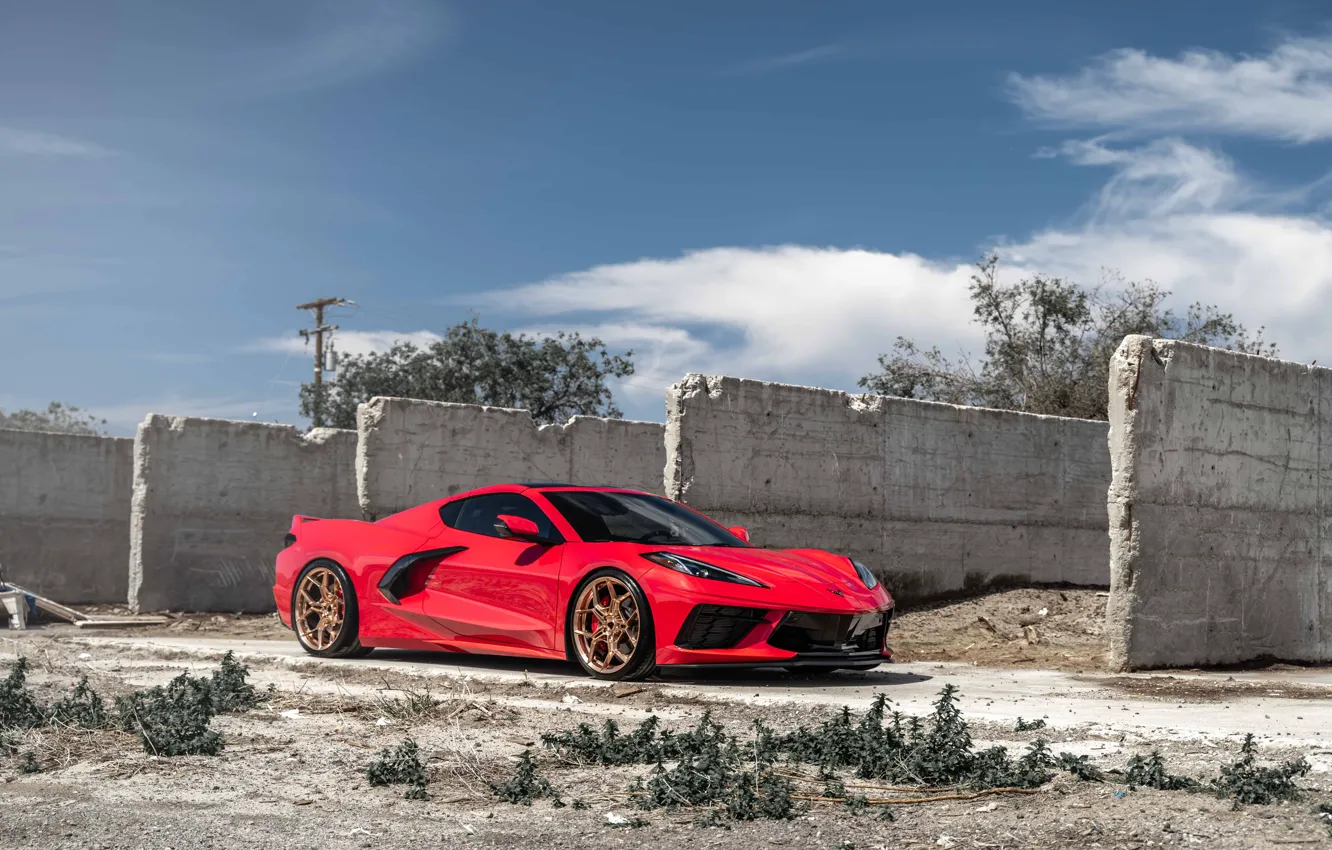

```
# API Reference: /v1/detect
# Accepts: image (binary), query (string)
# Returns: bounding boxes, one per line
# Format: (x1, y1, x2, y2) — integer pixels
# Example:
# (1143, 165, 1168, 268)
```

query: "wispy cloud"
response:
(0, 126, 115, 157)
(231, 0, 445, 98)
(1008, 36, 1332, 142)
(247, 329, 442, 358)
(727, 43, 845, 75)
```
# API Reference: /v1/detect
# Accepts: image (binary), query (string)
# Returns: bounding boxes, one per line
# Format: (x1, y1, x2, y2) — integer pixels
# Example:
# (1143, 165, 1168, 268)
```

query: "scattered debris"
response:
(0, 583, 169, 628)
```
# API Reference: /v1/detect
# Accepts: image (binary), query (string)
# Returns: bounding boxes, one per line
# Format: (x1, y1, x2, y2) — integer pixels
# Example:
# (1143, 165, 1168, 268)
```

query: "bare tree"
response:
(0, 402, 107, 436)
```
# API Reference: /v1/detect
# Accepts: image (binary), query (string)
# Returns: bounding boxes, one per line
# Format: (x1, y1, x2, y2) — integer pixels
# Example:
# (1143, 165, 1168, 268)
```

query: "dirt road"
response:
(58, 633, 1332, 745)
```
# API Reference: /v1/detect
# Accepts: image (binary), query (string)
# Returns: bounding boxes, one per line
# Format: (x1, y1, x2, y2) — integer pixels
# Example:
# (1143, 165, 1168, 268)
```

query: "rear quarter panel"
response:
(274, 513, 442, 638)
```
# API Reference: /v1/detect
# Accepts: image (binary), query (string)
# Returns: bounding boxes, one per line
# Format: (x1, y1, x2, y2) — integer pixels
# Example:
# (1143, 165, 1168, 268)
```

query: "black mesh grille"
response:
(675, 605, 767, 650)
(768, 611, 889, 653)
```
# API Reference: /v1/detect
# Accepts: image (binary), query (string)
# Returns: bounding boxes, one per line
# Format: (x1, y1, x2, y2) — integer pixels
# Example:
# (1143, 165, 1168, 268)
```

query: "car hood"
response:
(652, 545, 890, 611)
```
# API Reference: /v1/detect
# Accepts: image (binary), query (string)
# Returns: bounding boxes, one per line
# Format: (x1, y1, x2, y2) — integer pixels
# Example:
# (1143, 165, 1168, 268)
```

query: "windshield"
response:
(541, 491, 749, 547)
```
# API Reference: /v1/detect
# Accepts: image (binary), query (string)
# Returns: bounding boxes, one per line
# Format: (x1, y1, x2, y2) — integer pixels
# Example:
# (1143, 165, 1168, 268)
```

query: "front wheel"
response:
(567, 569, 656, 681)
(291, 560, 372, 659)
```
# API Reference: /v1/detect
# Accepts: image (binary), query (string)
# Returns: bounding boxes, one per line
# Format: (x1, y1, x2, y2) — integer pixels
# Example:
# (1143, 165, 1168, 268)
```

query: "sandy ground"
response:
(3, 626, 1332, 849)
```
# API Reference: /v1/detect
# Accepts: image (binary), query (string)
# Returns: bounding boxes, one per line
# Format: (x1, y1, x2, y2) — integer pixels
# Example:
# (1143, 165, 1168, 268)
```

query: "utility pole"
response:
(297, 297, 349, 427)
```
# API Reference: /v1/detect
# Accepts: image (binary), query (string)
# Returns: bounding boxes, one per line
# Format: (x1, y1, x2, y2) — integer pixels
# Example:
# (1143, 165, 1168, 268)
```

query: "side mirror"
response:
(728, 526, 750, 543)
(496, 514, 546, 542)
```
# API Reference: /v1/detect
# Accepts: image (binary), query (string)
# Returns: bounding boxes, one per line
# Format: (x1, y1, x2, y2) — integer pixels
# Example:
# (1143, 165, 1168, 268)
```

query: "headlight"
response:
(641, 552, 767, 588)
(850, 559, 879, 590)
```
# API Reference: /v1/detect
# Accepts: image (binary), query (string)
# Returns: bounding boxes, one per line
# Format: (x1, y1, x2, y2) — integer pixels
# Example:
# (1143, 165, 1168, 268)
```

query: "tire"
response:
(290, 559, 371, 659)
(566, 568, 656, 681)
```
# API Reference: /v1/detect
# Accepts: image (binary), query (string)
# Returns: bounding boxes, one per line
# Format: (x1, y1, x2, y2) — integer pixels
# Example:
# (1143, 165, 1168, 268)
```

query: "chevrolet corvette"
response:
(274, 483, 894, 680)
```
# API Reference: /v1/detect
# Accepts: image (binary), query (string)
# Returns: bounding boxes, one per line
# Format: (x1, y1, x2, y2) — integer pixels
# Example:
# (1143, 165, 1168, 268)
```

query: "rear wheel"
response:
(291, 560, 372, 659)
(567, 569, 656, 681)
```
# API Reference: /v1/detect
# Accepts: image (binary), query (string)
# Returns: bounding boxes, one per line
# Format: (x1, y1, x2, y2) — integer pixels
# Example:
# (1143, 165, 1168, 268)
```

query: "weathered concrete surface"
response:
(0, 430, 133, 603)
(129, 416, 358, 613)
(666, 375, 1111, 602)
(357, 397, 666, 519)
(1107, 336, 1332, 669)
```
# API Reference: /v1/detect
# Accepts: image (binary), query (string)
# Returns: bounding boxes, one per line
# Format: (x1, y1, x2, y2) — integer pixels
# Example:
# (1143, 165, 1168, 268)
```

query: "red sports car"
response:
(274, 483, 894, 680)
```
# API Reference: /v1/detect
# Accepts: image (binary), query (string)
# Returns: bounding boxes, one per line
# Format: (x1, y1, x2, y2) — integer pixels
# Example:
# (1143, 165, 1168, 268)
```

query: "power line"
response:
(296, 297, 353, 427)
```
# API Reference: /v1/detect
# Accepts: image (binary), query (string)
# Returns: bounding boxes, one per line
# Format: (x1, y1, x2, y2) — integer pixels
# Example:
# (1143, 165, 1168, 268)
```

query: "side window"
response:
(446, 493, 559, 541)
(439, 499, 464, 528)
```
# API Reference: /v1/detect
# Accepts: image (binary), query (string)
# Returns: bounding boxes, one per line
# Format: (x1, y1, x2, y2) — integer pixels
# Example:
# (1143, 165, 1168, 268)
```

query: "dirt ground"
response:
(889, 588, 1110, 671)
(4, 629, 1332, 850)
(68, 587, 1113, 671)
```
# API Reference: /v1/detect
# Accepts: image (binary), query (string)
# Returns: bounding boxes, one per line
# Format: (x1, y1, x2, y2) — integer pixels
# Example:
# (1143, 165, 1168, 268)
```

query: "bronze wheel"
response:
(572, 575, 642, 676)
(295, 565, 345, 651)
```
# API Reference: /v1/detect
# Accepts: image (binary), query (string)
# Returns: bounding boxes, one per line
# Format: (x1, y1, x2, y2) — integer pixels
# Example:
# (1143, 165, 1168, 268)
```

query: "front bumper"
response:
(655, 605, 893, 669)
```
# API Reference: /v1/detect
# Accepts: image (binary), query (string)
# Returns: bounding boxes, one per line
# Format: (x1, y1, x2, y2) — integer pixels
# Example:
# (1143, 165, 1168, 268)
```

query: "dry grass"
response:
(15, 722, 140, 771)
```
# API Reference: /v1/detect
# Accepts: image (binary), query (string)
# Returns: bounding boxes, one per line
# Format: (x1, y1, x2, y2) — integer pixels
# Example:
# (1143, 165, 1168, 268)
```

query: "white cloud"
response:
(248, 329, 442, 358)
(1008, 36, 1332, 142)
(494, 247, 982, 400)
(490, 138, 1332, 406)
(0, 126, 114, 157)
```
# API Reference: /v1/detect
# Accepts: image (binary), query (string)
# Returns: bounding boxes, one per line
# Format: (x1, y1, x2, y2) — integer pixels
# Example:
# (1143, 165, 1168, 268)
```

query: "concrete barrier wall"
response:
(1106, 336, 1331, 669)
(129, 415, 358, 613)
(666, 375, 1111, 602)
(0, 429, 133, 603)
(357, 397, 666, 519)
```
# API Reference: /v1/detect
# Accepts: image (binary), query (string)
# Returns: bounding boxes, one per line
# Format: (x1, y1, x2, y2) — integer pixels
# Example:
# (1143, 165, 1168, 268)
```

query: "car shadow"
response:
(362, 650, 931, 689)
(657, 666, 933, 689)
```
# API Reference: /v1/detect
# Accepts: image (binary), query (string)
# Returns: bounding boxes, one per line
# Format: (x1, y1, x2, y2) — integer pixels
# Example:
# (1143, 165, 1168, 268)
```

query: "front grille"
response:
(675, 605, 768, 650)
(768, 611, 889, 654)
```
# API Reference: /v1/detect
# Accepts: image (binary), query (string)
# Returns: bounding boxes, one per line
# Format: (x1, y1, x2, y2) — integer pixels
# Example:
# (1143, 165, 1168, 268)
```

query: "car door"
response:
(416, 492, 564, 653)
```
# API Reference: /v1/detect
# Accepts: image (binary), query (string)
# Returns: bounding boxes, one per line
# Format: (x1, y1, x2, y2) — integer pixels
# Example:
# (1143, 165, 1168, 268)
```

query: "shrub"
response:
(1212, 734, 1309, 807)
(47, 677, 108, 729)
(116, 672, 222, 756)
(208, 652, 262, 713)
(1125, 751, 1199, 791)
(491, 750, 553, 805)
(0, 659, 43, 731)
(367, 739, 428, 800)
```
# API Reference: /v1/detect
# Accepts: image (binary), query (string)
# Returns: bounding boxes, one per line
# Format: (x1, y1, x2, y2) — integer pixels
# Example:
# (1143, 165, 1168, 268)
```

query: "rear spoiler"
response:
(285, 514, 322, 548)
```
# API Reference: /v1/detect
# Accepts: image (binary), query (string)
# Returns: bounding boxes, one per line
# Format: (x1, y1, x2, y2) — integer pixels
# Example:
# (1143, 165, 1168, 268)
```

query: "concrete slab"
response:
(1108, 337, 1332, 668)
(355, 397, 666, 520)
(0, 429, 133, 604)
(128, 416, 359, 613)
(666, 375, 1111, 602)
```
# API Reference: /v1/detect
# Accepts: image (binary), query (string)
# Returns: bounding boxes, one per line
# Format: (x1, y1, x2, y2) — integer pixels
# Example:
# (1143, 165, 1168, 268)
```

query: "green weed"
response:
(116, 672, 223, 756)
(366, 738, 429, 800)
(491, 750, 554, 805)
(1212, 733, 1309, 807)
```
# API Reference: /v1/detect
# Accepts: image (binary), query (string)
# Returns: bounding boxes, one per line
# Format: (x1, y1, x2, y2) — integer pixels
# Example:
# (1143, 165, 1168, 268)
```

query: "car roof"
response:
(446, 483, 655, 498)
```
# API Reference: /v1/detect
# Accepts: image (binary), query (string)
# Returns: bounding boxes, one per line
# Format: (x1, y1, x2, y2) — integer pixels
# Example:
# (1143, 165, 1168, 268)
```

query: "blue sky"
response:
(6, 0, 1332, 432)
